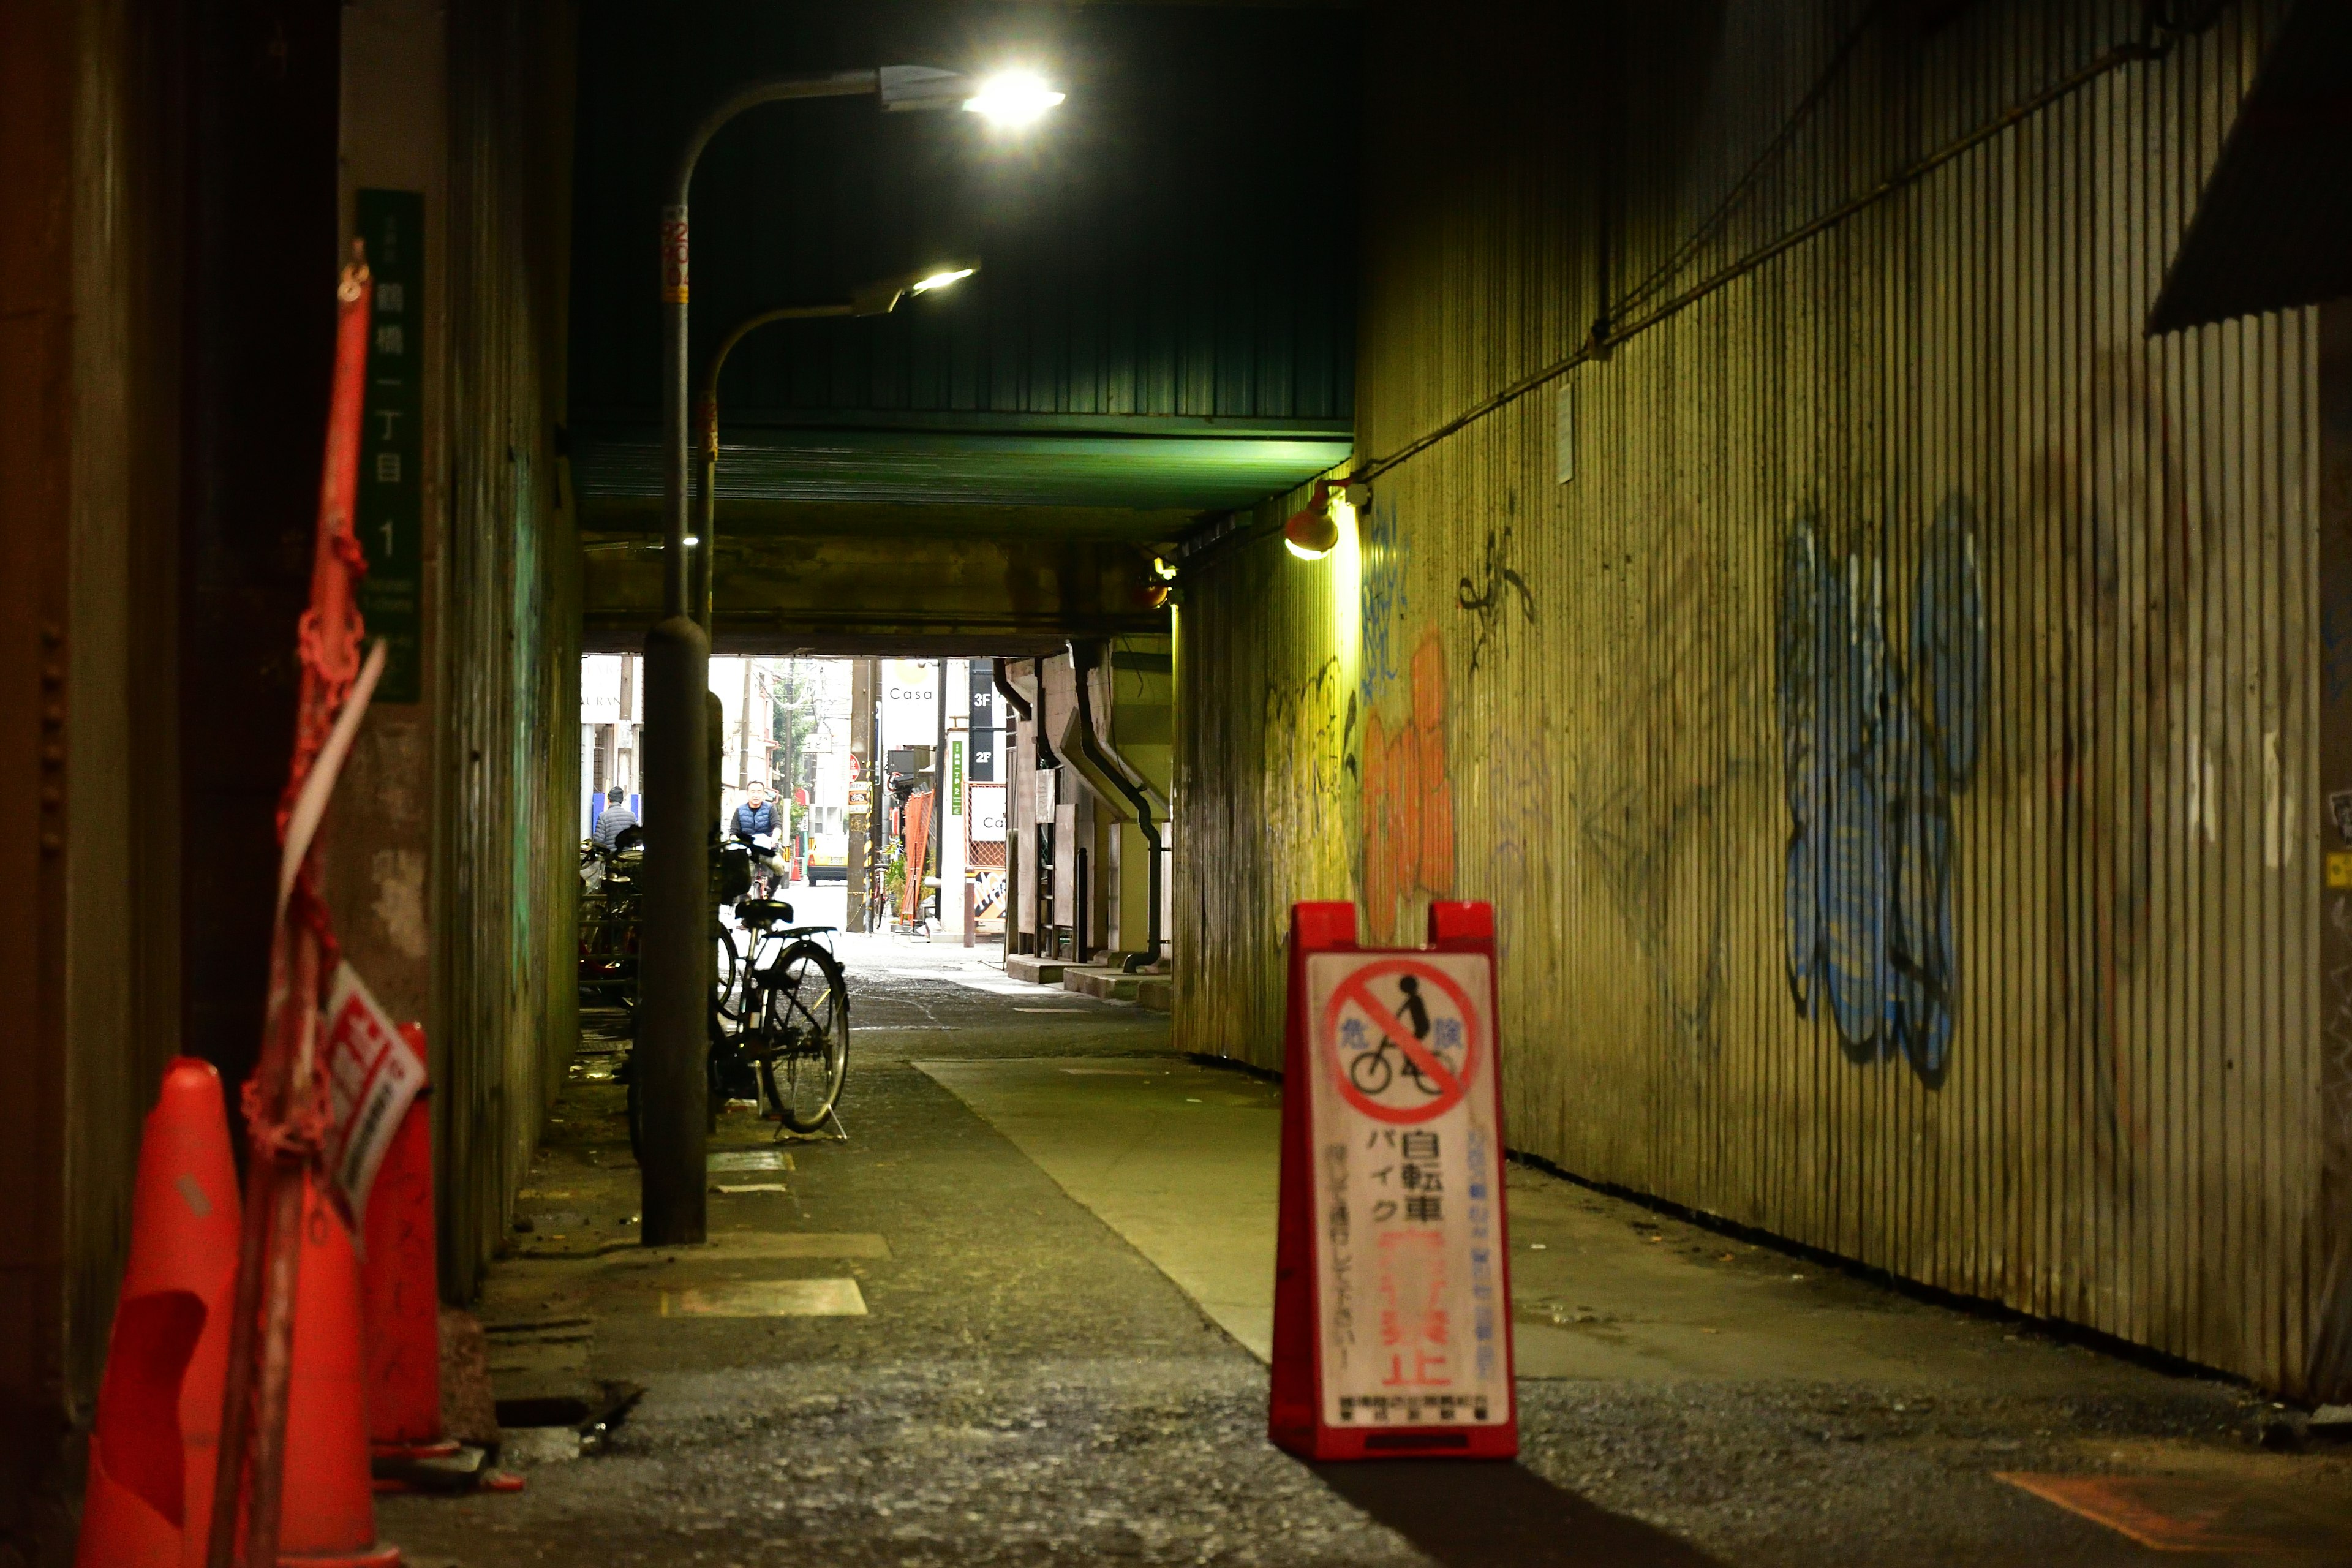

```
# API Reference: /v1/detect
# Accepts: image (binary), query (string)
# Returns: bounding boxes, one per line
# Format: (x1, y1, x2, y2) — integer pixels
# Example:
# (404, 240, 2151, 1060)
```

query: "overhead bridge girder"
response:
(580, 530, 1169, 655)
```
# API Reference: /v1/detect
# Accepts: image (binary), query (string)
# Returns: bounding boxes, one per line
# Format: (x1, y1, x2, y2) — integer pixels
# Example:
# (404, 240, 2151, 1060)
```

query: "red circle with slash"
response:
(1321, 958, 1482, 1125)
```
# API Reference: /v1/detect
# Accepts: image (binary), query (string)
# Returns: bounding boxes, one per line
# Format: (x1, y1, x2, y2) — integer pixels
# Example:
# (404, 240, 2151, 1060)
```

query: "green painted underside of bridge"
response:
(570, 415, 1350, 513)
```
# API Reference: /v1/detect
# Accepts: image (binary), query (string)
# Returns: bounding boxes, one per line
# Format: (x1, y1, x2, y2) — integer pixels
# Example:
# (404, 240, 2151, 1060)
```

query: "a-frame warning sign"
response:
(1270, 900, 1517, 1461)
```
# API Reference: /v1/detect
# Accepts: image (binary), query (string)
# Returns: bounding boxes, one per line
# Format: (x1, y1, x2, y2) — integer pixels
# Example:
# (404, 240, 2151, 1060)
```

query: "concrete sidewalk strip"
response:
(912, 1055, 2158, 1390)
(660, 1278, 869, 1317)
(916, 1056, 1281, 1360)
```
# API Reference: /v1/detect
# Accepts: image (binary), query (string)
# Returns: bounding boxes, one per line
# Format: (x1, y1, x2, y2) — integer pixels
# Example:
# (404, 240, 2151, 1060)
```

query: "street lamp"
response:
(1285, 480, 1368, 561)
(690, 263, 979, 627)
(639, 66, 1058, 1249)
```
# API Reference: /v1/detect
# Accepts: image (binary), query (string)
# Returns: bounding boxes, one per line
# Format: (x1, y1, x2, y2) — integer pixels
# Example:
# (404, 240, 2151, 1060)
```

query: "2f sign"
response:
(1270, 902, 1517, 1461)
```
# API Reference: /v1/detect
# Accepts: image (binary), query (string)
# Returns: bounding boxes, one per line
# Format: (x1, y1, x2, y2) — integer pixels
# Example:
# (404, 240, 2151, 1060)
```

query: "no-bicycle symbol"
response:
(1319, 958, 1483, 1125)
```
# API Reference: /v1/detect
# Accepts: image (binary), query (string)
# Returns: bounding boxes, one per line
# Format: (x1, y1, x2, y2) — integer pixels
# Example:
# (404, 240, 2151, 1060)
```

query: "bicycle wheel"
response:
(1349, 1045, 1394, 1097)
(712, 922, 742, 1025)
(756, 940, 849, 1134)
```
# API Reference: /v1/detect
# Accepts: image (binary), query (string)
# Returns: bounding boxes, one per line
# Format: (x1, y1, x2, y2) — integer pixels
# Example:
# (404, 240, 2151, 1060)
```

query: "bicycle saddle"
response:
(735, 897, 795, 927)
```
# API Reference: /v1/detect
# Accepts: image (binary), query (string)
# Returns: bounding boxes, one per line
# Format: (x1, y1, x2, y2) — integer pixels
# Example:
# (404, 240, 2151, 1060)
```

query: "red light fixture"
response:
(1284, 481, 1341, 560)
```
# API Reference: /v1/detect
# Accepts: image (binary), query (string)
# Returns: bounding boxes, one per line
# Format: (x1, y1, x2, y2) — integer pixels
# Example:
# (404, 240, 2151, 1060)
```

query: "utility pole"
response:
(846, 657, 875, 933)
(932, 659, 948, 933)
(739, 656, 755, 788)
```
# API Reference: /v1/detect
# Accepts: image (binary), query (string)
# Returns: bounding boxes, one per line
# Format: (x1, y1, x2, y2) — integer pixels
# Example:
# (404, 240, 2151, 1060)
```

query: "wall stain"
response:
(1570, 515, 1754, 1057)
(1362, 626, 1454, 940)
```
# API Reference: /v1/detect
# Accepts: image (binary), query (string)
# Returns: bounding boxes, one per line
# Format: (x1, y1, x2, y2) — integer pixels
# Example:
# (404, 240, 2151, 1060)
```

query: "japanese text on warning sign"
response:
(1306, 951, 1508, 1428)
(320, 963, 426, 1225)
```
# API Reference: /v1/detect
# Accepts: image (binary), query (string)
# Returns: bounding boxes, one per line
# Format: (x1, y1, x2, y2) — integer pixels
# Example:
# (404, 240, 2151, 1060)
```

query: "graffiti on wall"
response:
(1458, 526, 1536, 673)
(1359, 494, 1411, 708)
(1262, 654, 1357, 902)
(1362, 627, 1455, 938)
(1777, 497, 1988, 1085)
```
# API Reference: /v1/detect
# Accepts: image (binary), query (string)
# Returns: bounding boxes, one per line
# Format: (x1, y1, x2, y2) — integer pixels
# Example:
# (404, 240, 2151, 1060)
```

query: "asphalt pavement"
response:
(379, 911, 2352, 1566)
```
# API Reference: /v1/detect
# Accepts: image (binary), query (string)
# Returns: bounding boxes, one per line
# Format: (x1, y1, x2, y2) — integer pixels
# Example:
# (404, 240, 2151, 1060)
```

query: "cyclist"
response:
(732, 779, 786, 897)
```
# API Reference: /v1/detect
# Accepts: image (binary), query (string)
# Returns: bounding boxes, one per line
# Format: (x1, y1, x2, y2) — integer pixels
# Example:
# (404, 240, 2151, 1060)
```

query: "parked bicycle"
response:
(723, 897, 850, 1134)
(625, 891, 849, 1159)
(578, 825, 645, 1015)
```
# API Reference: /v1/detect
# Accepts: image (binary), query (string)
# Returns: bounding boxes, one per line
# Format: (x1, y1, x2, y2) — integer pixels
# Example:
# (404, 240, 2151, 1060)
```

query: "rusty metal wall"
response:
(434, 0, 579, 1303)
(1176, 0, 2331, 1394)
(0, 0, 196, 1548)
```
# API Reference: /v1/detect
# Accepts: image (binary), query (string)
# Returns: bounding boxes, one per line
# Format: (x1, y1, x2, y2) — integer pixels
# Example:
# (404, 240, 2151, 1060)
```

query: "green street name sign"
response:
(357, 189, 424, 703)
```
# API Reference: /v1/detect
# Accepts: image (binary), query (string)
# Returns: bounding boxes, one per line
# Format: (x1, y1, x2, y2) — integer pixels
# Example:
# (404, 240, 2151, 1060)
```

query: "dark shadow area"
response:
(1308, 1459, 1726, 1567)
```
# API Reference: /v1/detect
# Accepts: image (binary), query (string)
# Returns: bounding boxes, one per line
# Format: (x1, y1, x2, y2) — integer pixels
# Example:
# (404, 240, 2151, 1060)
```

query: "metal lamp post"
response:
(690, 265, 976, 628)
(639, 68, 1054, 1246)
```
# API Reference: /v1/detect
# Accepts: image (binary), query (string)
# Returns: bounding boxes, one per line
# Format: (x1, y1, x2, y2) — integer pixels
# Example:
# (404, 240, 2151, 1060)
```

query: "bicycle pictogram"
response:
(1319, 959, 1482, 1125)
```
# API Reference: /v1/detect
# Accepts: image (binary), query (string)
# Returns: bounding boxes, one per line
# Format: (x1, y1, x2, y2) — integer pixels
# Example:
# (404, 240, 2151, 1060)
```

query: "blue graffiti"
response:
(1778, 498, 1987, 1085)
(1358, 494, 1409, 707)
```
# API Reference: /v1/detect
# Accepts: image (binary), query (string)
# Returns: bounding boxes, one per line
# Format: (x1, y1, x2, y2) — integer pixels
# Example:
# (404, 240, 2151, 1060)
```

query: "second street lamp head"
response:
(964, 70, 1066, 126)
(850, 262, 980, 318)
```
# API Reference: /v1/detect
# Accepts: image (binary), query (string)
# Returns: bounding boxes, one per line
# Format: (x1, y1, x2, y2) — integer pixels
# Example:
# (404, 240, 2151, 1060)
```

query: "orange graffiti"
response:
(1362, 628, 1454, 934)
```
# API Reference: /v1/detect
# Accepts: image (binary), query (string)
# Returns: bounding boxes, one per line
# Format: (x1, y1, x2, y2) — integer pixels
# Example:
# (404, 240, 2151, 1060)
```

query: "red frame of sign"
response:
(1268, 900, 1518, 1461)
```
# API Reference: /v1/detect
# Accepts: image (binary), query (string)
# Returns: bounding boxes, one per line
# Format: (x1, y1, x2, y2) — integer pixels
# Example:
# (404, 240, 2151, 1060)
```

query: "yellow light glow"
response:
(1285, 535, 1332, 561)
(909, 267, 976, 294)
(963, 71, 1066, 126)
(1330, 496, 1361, 659)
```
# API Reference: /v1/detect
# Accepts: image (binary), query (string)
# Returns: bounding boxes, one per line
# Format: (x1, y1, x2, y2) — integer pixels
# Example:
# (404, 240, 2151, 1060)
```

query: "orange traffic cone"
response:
(363, 1024, 451, 1462)
(278, 1172, 401, 1566)
(75, 1057, 243, 1568)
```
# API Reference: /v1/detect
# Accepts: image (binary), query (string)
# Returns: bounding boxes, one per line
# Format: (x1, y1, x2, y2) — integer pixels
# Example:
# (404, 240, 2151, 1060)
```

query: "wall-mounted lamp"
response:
(1284, 479, 1368, 562)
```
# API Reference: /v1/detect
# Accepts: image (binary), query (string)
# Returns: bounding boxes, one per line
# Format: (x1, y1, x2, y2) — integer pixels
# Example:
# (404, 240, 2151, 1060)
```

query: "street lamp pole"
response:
(640, 66, 1051, 1246)
(642, 72, 878, 1248)
(691, 266, 973, 627)
(690, 302, 850, 629)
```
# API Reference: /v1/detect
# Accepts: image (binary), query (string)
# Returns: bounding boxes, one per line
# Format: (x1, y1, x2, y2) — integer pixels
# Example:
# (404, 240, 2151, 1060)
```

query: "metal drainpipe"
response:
(990, 658, 1032, 961)
(1067, 641, 1163, 974)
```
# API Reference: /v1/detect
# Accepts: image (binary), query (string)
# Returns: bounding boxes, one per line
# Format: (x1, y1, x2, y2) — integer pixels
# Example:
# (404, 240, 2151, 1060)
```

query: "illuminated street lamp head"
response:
(1284, 479, 1368, 562)
(964, 70, 1066, 126)
(851, 262, 980, 317)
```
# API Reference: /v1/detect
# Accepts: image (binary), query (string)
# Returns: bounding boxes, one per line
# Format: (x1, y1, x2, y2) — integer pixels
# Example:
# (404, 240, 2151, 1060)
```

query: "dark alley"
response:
(7, 0, 2352, 1564)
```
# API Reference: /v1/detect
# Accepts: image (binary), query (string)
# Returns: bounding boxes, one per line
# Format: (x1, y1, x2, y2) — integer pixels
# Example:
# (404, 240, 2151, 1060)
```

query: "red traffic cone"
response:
(363, 1024, 451, 1461)
(279, 1172, 401, 1566)
(74, 1057, 243, 1568)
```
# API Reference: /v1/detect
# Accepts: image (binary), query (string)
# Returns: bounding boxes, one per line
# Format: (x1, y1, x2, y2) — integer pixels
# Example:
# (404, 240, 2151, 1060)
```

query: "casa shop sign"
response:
(1269, 901, 1517, 1460)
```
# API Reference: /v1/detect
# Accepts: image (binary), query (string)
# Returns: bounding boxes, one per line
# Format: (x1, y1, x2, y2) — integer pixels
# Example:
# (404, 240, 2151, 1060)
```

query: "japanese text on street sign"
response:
(320, 963, 426, 1226)
(1306, 951, 1507, 1429)
(355, 189, 424, 701)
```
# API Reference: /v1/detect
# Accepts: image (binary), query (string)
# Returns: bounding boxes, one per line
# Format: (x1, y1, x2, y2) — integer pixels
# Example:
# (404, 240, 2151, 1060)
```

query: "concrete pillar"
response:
(322, 0, 447, 1033)
(639, 616, 710, 1246)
